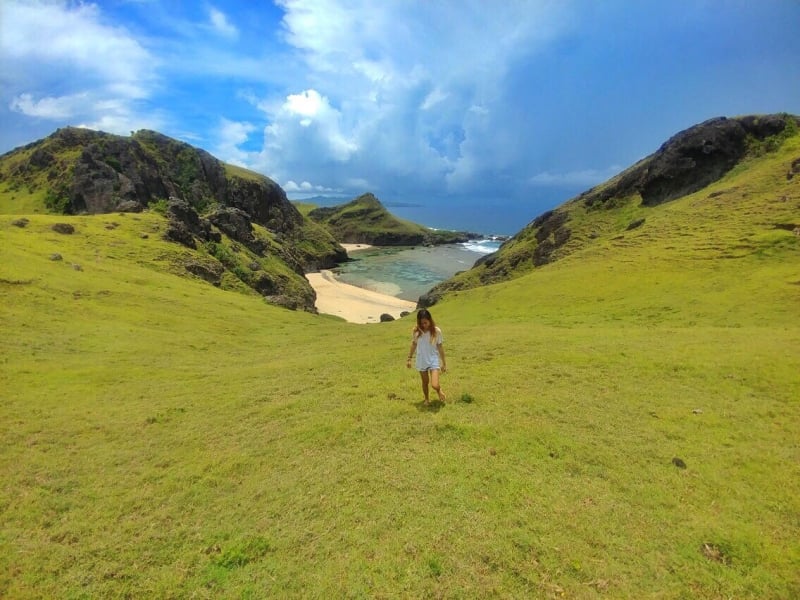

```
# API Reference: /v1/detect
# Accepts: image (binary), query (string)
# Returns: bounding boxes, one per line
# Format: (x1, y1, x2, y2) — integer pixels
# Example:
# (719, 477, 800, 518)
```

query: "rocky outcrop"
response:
(639, 117, 759, 206)
(185, 260, 224, 285)
(531, 210, 571, 266)
(3, 127, 305, 238)
(163, 197, 317, 310)
(223, 176, 302, 233)
(163, 198, 220, 249)
(207, 206, 267, 255)
(43, 128, 183, 213)
(582, 114, 799, 208)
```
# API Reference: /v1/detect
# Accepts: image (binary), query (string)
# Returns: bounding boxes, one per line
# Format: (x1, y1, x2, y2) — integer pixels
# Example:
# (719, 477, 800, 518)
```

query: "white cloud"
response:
(220, 118, 256, 146)
(79, 112, 164, 137)
(0, 0, 158, 137)
(421, 89, 449, 111)
(0, 0, 155, 85)
(214, 118, 257, 166)
(469, 105, 489, 116)
(9, 92, 87, 120)
(284, 180, 309, 191)
(207, 7, 239, 39)
(285, 90, 325, 125)
(283, 180, 337, 193)
(8, 89, 164, 137)
(259, 88, 357, 169)
(1, 0, 579, 200)
(261, 0, 576, 198)
(77, 96, 166, 136)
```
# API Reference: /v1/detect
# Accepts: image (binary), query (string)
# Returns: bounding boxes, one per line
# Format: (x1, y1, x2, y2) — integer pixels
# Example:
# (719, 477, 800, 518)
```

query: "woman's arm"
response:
(406, 339, 417, 368)
(438, 343, 447, 372)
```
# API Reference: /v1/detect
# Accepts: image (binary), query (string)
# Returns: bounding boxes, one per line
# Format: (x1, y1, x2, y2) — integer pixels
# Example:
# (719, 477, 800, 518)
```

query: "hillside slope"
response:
(1, 116, 798, 598)
(0, 127, 349, 309)
(421, 113, 799, 305)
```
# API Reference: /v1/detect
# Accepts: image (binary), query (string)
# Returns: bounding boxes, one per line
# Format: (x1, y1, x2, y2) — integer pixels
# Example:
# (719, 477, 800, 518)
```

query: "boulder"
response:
(164, 220, 197, 249)
(251, 272, 279, 295)
(626, 218, 646, 230)
(185, 260, 224, 285)
(117, 200, 143, 213)
(787, 157, 800, 180)
(52, 223, 75, 234)
(417, 291, 440, 308)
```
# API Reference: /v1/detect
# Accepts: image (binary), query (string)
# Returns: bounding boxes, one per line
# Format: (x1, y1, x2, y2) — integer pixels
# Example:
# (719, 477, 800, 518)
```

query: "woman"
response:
(406, 309, 447, 403)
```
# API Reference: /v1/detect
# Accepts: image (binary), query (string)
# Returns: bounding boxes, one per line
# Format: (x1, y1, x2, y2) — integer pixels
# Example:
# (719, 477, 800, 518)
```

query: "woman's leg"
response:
(419, 370, 430, 401)
(430, 369, 446, 402)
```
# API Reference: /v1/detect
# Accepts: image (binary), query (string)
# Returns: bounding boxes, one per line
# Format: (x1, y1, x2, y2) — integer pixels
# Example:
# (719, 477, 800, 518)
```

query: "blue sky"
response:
(1, 1, 799, 233)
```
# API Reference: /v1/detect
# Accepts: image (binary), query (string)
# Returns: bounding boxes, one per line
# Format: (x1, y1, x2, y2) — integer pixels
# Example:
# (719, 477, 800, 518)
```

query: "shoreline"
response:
(340, 243, 373, 253)
(306, 269, 417, 324)
(305, 243, 485, 324)
(307, 243, 416, 324)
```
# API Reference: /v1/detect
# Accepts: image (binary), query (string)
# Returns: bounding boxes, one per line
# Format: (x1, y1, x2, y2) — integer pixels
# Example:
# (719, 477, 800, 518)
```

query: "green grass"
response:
(291, 201, 318, 217)
(0, 180, 47, 213)
(440, 127, 800, 298)
(1, 149, 799, 597)
(307, 193, 434, 241)
(222, 163, 271, 184)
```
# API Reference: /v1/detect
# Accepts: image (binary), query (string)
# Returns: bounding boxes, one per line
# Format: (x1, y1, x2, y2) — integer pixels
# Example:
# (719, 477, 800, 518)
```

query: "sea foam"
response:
(460, 238, 503, 254)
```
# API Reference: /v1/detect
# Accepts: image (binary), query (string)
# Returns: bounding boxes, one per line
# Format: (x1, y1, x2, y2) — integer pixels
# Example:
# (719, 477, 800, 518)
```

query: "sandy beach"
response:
(306, 244, 418, 323)
(340, 243, 373, 253)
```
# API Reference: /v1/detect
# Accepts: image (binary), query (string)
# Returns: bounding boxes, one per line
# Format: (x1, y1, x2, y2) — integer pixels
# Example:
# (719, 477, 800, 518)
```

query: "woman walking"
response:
(406, 309, 447, 403)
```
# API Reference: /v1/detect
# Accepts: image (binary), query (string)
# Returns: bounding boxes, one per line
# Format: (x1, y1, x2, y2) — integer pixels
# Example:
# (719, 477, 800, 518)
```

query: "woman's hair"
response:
(415, 309, 438, 345)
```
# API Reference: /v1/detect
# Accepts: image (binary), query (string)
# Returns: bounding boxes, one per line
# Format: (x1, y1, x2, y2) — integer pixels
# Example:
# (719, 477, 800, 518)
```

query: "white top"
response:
(413, 327, 443, 370)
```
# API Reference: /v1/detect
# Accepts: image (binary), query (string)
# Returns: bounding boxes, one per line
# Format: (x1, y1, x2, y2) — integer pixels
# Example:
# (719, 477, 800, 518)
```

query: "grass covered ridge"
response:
(430, 115, 800, 299)
(1, 144, 799, 597)
(305, 192, 473, 245)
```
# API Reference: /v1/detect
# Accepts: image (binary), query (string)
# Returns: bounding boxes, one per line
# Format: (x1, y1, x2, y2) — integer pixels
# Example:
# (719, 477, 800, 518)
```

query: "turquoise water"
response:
(333, 240, 500, 302)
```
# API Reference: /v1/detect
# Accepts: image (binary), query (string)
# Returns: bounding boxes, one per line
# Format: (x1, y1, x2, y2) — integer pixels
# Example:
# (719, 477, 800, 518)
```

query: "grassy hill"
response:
(305, 192, 476, 245)
(422, 114, 800, 304)
(1, 118, 799, 598)
(0, 127, 347, 310)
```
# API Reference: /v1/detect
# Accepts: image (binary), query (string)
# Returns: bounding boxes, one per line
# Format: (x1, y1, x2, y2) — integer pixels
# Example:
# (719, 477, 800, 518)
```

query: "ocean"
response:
(295, 191, 580, 237)
(385, 201, 536, 237)
(297, 192, 582, 302)
(333, 239, 502, 302)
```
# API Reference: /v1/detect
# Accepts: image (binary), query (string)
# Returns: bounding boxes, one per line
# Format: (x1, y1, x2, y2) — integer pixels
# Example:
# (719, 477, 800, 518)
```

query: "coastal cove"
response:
(337, 240, 499, 301)
(305, 240, 500, 323)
